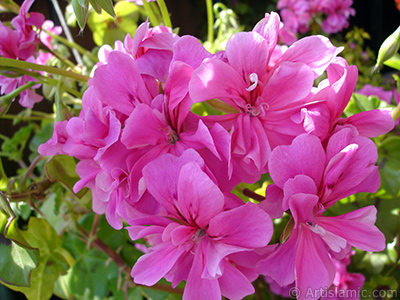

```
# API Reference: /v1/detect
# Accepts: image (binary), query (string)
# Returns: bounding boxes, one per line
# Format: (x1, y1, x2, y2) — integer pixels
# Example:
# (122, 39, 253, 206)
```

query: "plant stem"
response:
(242, 188, 266, 201)
(0, 114, 53, 121)
(0, 57, 90, 82)
(156, 0, 172, 28)
(0, 81, 36, 103)
(142, 0, 159, 26)
(206, 0, 214, 45)
(50, 0, 84, 66)
(20, 156, 43, 191)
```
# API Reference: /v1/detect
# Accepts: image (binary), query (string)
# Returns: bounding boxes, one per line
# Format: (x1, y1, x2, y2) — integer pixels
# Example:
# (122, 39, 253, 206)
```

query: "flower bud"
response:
(375, 25, 400, 70)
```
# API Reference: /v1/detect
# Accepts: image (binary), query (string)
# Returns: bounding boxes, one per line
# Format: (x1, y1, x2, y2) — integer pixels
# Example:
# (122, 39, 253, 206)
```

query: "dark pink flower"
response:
(128, 150, 273, 300)
(190, 12, 342, 183)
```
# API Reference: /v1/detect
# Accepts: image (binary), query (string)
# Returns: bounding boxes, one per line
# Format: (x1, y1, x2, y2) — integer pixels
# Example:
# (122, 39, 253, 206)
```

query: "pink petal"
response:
(218, 260, 255, 299)
(278, 35, 343, 78)
(269, 134, 325, 188)
(282, 175, 318, 211)
(121, 104, 166, 149)
(131, 243, 183, 285)
(189, 57, 248, 109)
(261, 62, 314, 110)
(177, 162, 224, 228)
(92, 52, 153, 115)
(183, 248, 221, 300)
(172, 35, 212, 69)
(296, 228, 336, 300)
(142, 149, 205, 215)
(260, 184, 284, 219)
(226, 31, 270, 81)
(316, 206, 385, 252)
(208, 202, 273, 249)
(344, 109, 394, 137)
(257, 238, 297, 286)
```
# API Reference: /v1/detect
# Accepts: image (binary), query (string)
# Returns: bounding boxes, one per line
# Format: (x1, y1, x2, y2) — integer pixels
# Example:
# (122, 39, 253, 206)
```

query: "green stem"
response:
(1, 66, 83, 98)
(0, 0, 20, 14)
(0, 114, 53, 121)
(206, 0, 214, 45)
(0, 81, 36, 103)
(0, 57, 90, 82)
(44, 30, 98, 63)
(142, 0, 159, 26)
(156, 0, 172, 28)
(40, 42, 78, 70)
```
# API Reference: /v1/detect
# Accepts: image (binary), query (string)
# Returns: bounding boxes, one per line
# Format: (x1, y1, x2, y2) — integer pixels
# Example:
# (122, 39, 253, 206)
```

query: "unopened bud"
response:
(375, 25, 400, 70)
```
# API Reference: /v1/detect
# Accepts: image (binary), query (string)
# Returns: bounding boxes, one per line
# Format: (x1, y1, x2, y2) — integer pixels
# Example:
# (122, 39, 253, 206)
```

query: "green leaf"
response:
(378, 136, 400, 196)
(89, 0, 102, 14)
(0, 124, 34, 162)
(0, 196, 39, 288)
(45, 155, 87, 198)
(93, 0, 115, 17)
(62, 248, 119, 300)
(72, 0, 90, 30)
(0, 234, 39, 287)
(375, 196, 400, 243)
(4, 217, 71, 300)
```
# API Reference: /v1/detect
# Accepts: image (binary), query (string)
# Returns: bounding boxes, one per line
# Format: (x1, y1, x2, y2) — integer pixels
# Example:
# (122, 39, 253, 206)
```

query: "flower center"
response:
(190, 228, 206, 243)
(164, 126, 179, 144)
(246, 73, 259, 92)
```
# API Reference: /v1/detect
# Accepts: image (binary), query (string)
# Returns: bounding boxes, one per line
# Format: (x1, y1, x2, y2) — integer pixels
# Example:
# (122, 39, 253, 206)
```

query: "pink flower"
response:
(98, 20, 179, 82)
(39, 20, 62, 49)
(292, 58, 394, 140)
(257, 193, 384, 300)
(321, 252, 365, 300)
(0, 0, 45, 108)
(356, 84, 394, 104)
(321, 0, 355, 34)
(257, 133, 384, 299)
(128, 150, 273, 300)
(190, 12, 342, 183)
(266, 131, 380, 213)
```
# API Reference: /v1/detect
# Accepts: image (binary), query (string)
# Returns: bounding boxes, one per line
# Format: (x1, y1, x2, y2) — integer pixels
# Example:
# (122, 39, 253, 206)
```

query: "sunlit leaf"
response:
(93, 0, 115, 18)
(72, 0, 89, 30)
(0, 195, 39, 288)
(45, 155, 88, 198)
(4, 217, 71, 300)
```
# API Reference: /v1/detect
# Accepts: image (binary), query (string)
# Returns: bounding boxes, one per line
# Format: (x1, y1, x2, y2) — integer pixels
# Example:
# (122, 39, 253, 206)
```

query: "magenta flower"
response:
(266, 131, 380, 212)
(257, 193, 384, 300)
(320, 252, 365, 300)
(128, 150, 273, 300)
(356, 84, 394, 104)
(98, 20, 179, 82)
(190, 12, 342, 183)
(39, 20, 62, 49)
(0, 0, 46, 108)
(320, 0, 355, 34)
(292, 57, 394, 140)
(257, 133, 385, 299)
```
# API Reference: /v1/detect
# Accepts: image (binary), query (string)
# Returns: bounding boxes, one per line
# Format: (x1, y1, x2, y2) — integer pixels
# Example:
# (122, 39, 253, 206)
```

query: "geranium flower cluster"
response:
(0, 0, 61, 108)
(277, 0, 355, 44)
(39, 12, 394, 300)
